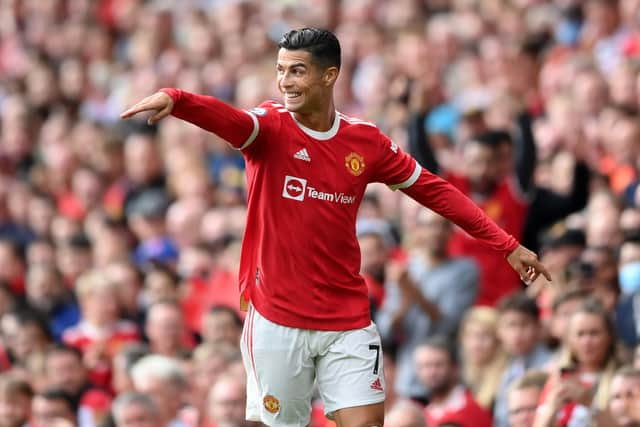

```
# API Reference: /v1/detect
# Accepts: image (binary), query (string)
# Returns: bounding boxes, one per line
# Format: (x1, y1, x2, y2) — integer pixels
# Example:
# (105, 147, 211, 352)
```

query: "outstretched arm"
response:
(121, 88, 259, 150)
(401, 169, 550, 284)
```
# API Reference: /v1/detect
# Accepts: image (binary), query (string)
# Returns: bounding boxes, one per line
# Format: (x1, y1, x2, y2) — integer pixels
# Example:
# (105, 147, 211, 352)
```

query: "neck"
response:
(292, 99, 336, 132)
(430, 382, 456, 404)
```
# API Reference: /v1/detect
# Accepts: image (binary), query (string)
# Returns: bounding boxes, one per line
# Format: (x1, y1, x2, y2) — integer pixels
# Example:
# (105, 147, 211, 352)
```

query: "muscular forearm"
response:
(160, 88, 257, 149)
(402, 170, 519, 256)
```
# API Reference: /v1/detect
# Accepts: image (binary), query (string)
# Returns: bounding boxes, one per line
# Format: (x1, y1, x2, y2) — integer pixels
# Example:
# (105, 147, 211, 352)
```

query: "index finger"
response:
(120, 102, 151, 119)
(531, 258, 552, 282)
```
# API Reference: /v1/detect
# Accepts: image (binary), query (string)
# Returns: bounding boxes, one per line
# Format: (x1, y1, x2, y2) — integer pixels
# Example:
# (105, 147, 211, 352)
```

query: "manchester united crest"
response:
(263, 395, 280, 414)
(345, 152, 365, 176)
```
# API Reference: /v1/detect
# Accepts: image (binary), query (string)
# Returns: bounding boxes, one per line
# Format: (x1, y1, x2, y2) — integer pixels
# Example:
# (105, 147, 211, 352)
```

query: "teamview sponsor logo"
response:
(282, 175, 355, 204)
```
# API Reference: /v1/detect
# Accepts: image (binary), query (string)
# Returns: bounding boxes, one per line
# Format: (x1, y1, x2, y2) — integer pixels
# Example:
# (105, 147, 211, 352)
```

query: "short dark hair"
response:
(417, 335, 457, 365)
(278, 28, 341, 70)
(208, 305, 243, 328)
(46, 344, 83, 364)
(498, 291, 540, 320)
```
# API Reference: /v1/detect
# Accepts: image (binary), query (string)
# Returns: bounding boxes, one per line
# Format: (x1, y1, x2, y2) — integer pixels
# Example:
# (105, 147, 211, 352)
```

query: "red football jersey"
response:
(162, 89, 519, 331)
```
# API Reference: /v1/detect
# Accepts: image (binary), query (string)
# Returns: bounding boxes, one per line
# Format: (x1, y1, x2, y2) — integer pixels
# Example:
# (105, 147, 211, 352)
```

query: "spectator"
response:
(130, 355, 190, 427)
(377, 209, 478, 399)
(493, 292, 551, 427)
(62, 270, 140, 389)
(142, 263, 180, 306)
(608, 367, 640, 427)
(0, 374, 33, 427)
(44, 345, 112, 427)
(546, 288, 591, 351)
(206, 373, 256, 427)
(459, 307, 507, 410)
(191, 342, 240, 422)
(616, 235, 640, 347)
(111, 391, 162, 427)
(506, 370, 548, 427)
(535, 298, 625, 426)
(111, 344, 149, 396)
(415, 336, 492, 427)
(31, 389, 78, 427)
(144, 300, 193, 358)
(357, 227, 389, 317)
(25, 263, 80, 342)
(200, 305, 243, 348)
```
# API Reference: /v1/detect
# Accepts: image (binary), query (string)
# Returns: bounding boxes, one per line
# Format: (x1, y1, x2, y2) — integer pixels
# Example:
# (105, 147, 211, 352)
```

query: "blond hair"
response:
(459, 306, 508, 409)
(75, 269, 116, 301)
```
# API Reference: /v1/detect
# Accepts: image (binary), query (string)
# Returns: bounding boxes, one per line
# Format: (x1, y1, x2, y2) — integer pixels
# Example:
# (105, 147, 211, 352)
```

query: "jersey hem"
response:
(250, 297, 371, 332)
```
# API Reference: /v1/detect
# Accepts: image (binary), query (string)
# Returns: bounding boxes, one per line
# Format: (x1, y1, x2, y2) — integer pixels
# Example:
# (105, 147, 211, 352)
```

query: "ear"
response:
(323, 66, 339, 86)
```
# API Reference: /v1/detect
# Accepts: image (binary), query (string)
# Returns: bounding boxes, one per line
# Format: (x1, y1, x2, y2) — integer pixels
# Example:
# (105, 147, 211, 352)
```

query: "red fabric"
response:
(166, 89, 519, 330)
(58, 192, 87, 220)
(599, 156, 636, 194)
(80, 388, 112, 425)
(62, 321, 140, 389)
(310, 401, 337, 427)
(160, 88, 255, 149)
(443, 174, 526, 306)
(102, 180, 127, 219)
(424, 388, 493, 427)
(8, 275, 25, 295)
(181, 273, 244, 333)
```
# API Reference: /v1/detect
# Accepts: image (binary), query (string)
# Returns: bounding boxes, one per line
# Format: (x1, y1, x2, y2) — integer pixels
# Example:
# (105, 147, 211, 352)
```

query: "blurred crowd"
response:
(1, 0, 640, 426)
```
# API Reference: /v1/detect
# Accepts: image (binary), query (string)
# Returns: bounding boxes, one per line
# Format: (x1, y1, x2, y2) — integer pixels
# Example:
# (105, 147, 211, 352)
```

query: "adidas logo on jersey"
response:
(370, 378, 383, 391)
(294, 148, 311, 162)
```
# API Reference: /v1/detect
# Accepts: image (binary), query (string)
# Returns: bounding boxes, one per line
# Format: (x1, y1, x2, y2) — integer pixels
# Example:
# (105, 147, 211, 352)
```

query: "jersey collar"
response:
(290, 111, 341, 140)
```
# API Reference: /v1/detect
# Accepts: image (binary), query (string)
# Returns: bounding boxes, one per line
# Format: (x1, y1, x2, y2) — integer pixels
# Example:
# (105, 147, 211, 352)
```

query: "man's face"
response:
(276, 48, 336, 114)
(202, 312, 241, 346)
(358, 234, 387, 279)
(0, 393, 31, 427)
(145, 305, 183, 351)
(26, 267, 63, 312)
(463, 141, 497, 194)
(414, 347, 453, 395)
(497, 311, 539, 356)
(609, 375, 640, 427)
(31, 396, 75, 427)
(415, 210, 451, 255)
(208, 378, 247, 427)
(115, 402, 161, 427)
(508, 386, 540, 427)
(46, 352, 87, 395)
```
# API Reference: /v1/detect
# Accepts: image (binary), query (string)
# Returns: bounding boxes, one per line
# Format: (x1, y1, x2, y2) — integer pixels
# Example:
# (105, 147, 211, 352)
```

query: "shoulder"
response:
(338, 112, 379, 130)
(249, 100, 289, 116)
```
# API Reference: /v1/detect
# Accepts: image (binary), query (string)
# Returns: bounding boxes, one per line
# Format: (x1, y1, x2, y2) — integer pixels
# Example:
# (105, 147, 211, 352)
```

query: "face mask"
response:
(618, 261, 640, 295)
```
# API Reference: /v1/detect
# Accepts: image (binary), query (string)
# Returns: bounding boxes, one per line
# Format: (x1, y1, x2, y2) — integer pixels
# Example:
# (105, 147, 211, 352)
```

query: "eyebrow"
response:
(277, 62, 307, 69)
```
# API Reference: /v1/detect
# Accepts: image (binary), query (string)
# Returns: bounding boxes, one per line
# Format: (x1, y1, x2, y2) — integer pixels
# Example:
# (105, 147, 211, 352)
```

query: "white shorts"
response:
(240, 304, 386, 427)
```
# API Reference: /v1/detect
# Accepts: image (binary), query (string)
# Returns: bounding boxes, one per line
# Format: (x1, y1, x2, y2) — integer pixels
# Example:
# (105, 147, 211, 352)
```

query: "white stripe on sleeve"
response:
(388, 163, 422, 191)
(236, 111, 260, 150)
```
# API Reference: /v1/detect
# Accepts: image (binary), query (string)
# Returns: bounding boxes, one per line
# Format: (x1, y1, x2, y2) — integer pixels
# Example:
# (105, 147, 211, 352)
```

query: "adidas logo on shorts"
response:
(370, 378, 383, 391)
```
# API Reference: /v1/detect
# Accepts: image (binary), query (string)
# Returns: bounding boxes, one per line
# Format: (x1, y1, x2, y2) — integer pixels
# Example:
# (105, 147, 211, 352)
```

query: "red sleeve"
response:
(402, 169, 519, 257)
(159, 88, 259, 150)
(372, 132, 518, 257)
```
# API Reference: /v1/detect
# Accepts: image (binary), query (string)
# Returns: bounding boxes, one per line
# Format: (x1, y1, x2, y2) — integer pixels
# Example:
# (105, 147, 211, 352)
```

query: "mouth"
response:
(285, 92, 302, 100)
